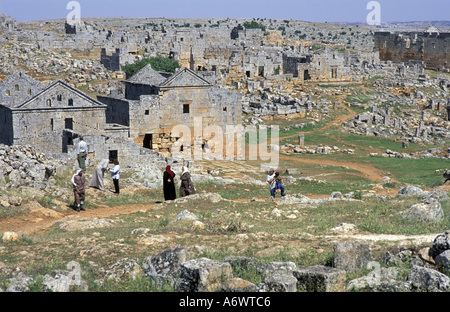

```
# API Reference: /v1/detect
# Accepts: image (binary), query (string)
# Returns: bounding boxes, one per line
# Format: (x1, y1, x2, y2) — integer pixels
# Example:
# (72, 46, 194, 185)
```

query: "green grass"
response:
(367, 156, 447, 188)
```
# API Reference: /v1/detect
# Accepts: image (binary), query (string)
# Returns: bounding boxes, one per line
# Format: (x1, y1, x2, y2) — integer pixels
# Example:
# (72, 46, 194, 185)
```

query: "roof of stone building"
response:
(13, 79, 107, 110)
(0, 71, 46, 108)
(126, 64, 168, 86)
(424, 25, 442, 34)
(157, 67, 212, 89)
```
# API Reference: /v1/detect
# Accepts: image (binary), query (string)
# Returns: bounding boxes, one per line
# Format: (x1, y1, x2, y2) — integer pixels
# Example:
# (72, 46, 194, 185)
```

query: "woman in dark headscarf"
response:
(163, 165, 176, 201)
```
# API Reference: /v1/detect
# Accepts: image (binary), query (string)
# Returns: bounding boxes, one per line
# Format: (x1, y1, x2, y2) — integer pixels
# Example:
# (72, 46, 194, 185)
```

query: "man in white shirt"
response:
(266, 168, 285, 198)
(76, 136, 87, 172)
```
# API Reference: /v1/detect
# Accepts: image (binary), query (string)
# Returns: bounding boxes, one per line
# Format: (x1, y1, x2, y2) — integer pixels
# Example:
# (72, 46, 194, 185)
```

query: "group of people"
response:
(163, 165, 286, 201)
(71, 158, 121, 212)
(71, 137, 121, 212)
(163, 165, 196, 201)
(73, 138, 284, 210)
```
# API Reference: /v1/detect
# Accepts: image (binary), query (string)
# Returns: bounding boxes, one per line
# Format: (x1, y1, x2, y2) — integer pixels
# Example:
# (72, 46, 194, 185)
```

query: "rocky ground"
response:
(1, 141, 450, 292)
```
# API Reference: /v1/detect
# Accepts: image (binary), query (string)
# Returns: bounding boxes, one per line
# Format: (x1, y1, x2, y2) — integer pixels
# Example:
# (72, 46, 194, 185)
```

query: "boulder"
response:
(423, 189, 449, 202)
(435, 250, 450, 270)
(399, 199, 443, 222)
(408, 265, 450, 292)
(333, 242, 373, 271)
(346, 267, 410, 292)
(429, 231, 450, 259)
(397, 185, 426, 197)
(2, 231, 19, 242)
(293, 265, 346, 292)
(174, 258, 233, 292)
(143, 246, 190, 285)
(258, 272, 297, 292)
(6, 273, 34, 292)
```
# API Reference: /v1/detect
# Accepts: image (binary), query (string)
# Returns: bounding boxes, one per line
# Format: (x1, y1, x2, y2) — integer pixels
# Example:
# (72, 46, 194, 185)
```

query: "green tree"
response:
(122, 56, 180, 78)
(243, 21, 266, 32)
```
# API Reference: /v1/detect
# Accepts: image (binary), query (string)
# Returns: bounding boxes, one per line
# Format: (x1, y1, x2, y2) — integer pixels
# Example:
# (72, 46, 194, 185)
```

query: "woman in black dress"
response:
(163, 165, 176, 201)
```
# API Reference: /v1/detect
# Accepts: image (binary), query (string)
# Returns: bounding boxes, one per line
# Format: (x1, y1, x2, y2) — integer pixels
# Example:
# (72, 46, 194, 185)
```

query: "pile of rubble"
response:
(0, 144, 66, 189)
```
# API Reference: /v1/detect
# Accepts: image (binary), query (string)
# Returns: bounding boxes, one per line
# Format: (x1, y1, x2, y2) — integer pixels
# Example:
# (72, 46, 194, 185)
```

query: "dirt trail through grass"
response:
(278, 153, 391, 184)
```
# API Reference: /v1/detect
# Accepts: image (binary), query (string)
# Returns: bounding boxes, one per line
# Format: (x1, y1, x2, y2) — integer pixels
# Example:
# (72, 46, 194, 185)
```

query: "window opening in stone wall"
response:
(47, 99, 52, 107)
(50, 118, 54, 131)
(183, 104, 190, 114)
(304, 70, 311, 81)
(6, 90, 10, 96)
(109, 150, 118, 161)
(15, 85, 19, 91)
(68, 99, 73, 106)
(145, 109, 149, 115)
(65, 118, 73, 130)
(57, 94, 62, 101)
(258, 66, 264, 77)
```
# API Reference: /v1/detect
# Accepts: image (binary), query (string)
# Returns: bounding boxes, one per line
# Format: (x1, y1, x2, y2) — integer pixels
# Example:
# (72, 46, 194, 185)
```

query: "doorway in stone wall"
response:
(143, 133, 153, 149)
(109, 150, 118, 162)
(304, 70, 311, 81)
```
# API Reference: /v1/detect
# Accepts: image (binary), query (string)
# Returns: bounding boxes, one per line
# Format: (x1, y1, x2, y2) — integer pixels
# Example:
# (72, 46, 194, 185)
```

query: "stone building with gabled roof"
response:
(0, 77, 107, 154)
(98, 66, 243, 156)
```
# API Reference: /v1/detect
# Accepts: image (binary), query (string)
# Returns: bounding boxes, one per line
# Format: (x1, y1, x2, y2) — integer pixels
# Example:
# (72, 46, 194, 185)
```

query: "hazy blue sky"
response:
(1, 0, 448, 23)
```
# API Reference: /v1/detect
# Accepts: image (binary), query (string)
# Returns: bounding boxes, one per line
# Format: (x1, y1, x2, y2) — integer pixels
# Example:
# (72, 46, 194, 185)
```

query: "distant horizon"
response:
(1, 0, 449, 24)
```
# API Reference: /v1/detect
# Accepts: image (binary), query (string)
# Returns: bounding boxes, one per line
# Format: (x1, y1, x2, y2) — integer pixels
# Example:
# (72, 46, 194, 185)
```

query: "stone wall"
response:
(375, 31, 450, 70)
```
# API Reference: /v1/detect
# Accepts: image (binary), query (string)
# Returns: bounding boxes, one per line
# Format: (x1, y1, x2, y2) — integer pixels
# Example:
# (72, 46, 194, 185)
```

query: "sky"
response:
(1, 0, 449, 23)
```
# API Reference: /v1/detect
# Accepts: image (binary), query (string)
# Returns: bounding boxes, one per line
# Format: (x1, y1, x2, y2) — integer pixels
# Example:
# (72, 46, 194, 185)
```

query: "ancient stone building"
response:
(375, 26, 450, 70)
(0, 14, 16, 32)
(283, 47, 352, 81)
(100, 48, 121, 71)
(0, 74, 107, 154)
(97, 66, 243, 156)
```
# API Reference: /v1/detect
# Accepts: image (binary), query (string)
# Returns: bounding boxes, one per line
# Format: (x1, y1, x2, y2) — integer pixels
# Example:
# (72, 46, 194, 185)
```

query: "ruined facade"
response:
(100, 48, 121, 71)
(375, 26, 450, 70)
(98, 66, 242, 156)
(0, 14, 16, 32)
(283, 47, 352, 81)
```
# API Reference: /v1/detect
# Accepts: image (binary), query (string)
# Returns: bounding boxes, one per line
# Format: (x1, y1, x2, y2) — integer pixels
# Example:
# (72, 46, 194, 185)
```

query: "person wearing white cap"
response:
(71, 169, 86, 212)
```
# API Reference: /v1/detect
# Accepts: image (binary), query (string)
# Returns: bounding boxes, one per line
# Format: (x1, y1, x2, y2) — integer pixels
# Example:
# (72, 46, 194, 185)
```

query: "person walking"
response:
(163, 165, 177, 201)
(179, 166, 195, 197)
(76, 136, 87, 172)
(110, 159, 120, 194)
(89, 158, 110, 191)
(71, 169, 86, 212)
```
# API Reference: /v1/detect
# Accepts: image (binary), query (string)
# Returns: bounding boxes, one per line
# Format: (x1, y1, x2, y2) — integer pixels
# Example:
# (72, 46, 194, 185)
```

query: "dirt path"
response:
(2, 197, 439, 247)
(278, 153, 390, 183)
(279, 105, 358, 141)
(0, 191, 159, 237)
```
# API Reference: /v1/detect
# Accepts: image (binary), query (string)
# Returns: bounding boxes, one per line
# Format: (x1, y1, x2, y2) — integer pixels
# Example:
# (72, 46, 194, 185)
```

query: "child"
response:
(274, 172, 286, 197)
(110, 159, 120, 194)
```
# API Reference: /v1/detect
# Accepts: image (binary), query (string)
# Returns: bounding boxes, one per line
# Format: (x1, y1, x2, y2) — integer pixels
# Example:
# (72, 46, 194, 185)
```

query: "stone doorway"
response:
(143, 133, 153, 149)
